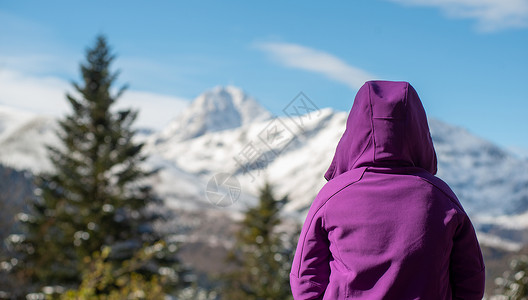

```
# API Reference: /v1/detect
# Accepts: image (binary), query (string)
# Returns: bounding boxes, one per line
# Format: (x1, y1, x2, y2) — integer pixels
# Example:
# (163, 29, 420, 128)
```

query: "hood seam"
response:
(368, 82, 376, 163)
(403, 82, 415, 167)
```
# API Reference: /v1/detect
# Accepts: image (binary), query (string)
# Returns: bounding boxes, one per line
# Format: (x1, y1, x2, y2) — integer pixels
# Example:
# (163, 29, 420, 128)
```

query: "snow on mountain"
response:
(0, 106, 58, 173)
(429, 119, 528, 217)
(0, 105, 35, 141)
(155, 86, 271, 143)
(145, 153, 256, 215)
(146, 106, 345, 215)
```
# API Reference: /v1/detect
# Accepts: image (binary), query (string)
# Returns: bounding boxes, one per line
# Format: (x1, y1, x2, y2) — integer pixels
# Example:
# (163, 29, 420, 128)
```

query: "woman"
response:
(290, 81, 485, 299)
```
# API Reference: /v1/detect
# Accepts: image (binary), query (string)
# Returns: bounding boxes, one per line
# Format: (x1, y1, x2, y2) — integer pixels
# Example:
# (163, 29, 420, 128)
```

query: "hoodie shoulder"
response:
(414, 171, 466, 212)
(315, 167, 367, 209)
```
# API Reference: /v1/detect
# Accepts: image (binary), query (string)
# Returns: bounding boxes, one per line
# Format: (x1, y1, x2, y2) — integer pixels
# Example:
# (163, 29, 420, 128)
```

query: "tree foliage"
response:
(59, 243, 167, 300)
(495, 255, 528, 299)
(223, 182, 294, 300)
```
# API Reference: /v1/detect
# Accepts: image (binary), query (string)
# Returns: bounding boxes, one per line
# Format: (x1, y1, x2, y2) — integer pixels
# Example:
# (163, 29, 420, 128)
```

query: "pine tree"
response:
(9, 35, 182, 293)
(223, 182, 294, 300)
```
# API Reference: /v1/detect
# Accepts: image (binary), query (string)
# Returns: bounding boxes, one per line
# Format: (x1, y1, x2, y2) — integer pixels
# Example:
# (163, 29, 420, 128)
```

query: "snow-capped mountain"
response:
(0, 105, 34, 141)
(145, 105, 344, 215)
(430, 119, 528, 217)
(155, 86, 271, 143)
(0, 106, 58, 173)
(1, 86, 528, 249)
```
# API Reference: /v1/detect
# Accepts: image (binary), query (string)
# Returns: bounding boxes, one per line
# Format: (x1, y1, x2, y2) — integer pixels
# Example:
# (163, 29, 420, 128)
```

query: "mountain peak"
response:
(158, 86, 271, 141)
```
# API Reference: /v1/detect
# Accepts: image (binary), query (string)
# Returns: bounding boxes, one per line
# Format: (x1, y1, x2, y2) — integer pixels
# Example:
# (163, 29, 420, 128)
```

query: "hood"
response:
(324, 81, 437, 181)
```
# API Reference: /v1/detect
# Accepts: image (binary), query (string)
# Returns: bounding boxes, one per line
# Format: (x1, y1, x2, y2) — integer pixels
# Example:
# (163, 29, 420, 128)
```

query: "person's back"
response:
(290, 81, 485, 299)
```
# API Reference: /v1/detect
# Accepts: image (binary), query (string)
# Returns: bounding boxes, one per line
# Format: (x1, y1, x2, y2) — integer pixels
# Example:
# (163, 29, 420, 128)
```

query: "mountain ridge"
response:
(155, 85, 272, 143)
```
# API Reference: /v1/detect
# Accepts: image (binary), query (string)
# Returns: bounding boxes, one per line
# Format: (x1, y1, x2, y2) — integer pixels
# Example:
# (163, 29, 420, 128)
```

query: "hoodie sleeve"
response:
(290, 201, 331, 300)
(450, 211, 485, 299)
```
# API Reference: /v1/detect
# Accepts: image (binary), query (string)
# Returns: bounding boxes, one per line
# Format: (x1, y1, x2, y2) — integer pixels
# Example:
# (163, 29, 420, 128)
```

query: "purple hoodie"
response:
(290, 81, 485, 299)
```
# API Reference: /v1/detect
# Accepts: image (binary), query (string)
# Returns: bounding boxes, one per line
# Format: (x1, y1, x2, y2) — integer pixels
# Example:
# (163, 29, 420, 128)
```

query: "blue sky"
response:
(0, 0, 527, 150)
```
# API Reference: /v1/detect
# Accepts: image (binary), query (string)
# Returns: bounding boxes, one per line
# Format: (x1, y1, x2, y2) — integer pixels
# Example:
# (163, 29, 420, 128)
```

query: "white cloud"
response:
(255, 42, 376, 90)
(0, 69, 189, 130)
(388, 0, 528, 32)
